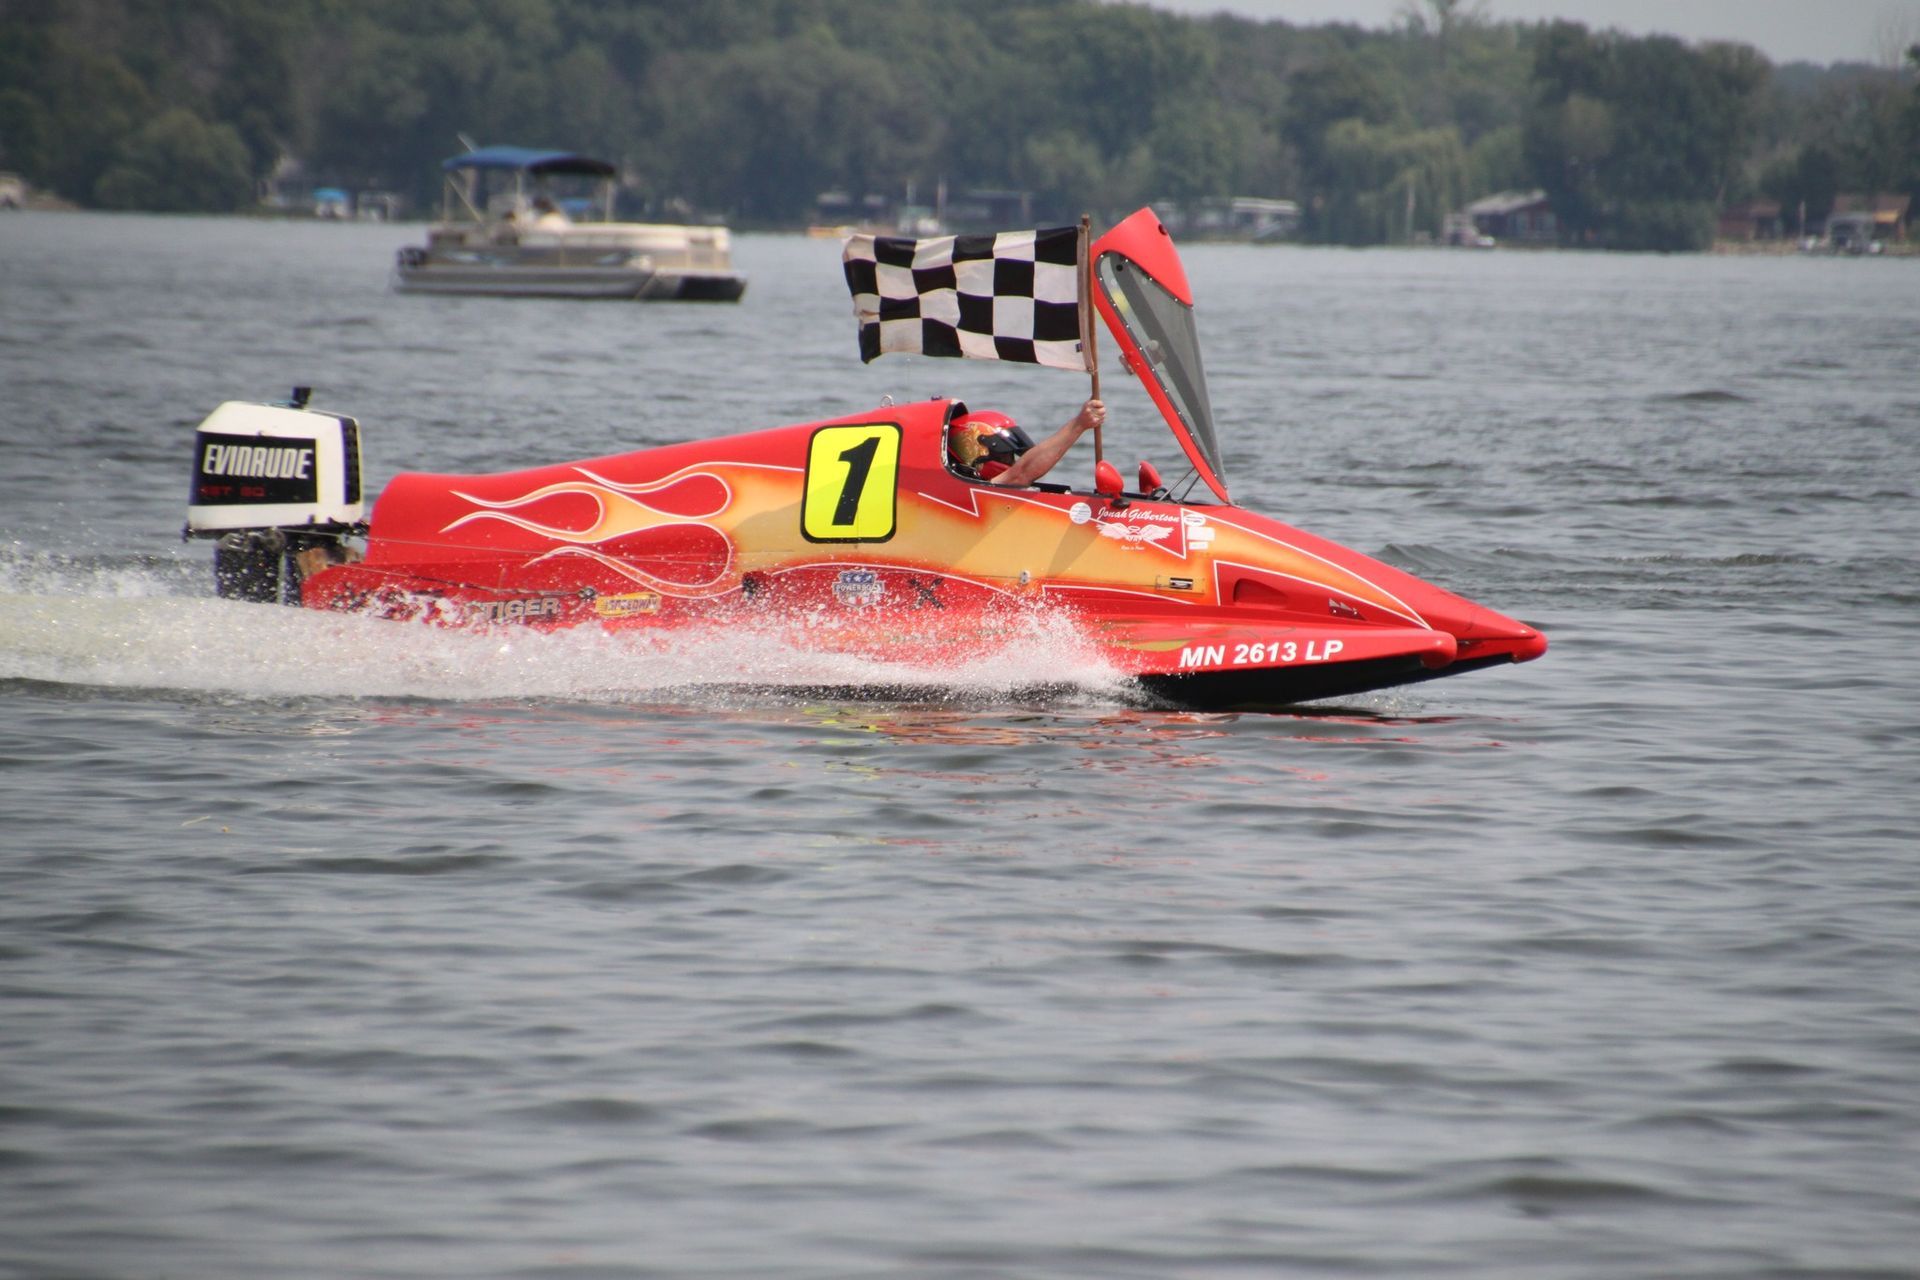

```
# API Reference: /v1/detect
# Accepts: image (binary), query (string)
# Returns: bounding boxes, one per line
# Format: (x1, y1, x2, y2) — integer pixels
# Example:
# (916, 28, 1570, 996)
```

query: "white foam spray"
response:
(0, 556, 1133, 706)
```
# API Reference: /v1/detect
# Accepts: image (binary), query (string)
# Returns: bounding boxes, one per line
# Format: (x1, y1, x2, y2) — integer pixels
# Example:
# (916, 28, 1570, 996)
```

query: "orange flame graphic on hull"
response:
(442, 466, 744, 596)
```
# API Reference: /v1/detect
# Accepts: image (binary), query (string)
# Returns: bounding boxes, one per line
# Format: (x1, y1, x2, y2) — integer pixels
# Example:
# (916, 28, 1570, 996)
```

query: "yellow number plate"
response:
(802, 424, 900, 542)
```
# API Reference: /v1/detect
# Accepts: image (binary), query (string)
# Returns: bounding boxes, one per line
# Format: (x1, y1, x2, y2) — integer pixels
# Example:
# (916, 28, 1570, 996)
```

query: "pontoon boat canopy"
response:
(441, 147, 617, 178)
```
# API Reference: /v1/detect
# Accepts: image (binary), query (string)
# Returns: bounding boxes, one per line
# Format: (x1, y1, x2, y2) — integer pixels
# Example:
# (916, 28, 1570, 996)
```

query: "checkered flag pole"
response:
(842, 225, 1093, 372)
(1079, 214, 1102, 461)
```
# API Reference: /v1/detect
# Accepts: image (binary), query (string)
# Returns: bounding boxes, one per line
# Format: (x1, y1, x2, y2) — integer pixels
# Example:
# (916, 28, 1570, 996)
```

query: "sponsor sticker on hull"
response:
(833, 568, 884, 606)
(594, 592, 662, 618)
(471, 597, 563, 624)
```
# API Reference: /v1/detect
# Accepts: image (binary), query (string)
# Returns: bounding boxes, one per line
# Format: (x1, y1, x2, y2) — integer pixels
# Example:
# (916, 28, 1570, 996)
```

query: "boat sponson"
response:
(1139, 652, 1457, 709)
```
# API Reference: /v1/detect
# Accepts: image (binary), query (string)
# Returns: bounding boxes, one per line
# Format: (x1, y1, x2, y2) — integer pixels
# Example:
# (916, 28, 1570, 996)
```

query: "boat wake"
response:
(0, 568, 1134, 709)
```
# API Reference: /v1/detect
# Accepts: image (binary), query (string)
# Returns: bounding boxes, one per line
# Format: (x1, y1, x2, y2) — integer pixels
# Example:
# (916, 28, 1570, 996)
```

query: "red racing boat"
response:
(184, 209, 1544, 709)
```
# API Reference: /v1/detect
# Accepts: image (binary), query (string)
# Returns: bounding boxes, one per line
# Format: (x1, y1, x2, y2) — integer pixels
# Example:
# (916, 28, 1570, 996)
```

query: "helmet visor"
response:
(979, 423, 1034, 464)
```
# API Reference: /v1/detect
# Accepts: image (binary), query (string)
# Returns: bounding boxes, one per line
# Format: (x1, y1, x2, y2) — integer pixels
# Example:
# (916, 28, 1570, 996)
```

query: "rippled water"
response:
(3, 213, 1917, 1278)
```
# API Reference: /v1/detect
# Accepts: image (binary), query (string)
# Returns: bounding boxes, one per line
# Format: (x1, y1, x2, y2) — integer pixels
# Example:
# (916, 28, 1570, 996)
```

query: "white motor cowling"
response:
(187, 391, 363, 534)
(184, 389, 366, 603)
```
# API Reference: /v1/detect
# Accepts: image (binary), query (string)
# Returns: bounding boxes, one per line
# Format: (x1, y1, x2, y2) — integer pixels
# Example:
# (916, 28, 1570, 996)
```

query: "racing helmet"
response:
(948, 410, 1034, 473)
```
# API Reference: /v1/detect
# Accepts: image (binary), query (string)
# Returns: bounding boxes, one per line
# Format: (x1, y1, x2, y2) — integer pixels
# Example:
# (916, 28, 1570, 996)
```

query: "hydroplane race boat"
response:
(186, 209, 1544, 709)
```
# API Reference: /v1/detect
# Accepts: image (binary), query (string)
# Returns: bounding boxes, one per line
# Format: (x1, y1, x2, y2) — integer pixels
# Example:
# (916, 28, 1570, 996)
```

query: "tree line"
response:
(2, 0, 1916, 251)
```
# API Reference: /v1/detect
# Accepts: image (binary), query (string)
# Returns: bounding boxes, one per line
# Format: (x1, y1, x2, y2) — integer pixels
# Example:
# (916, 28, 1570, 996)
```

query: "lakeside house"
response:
(1717, 200, 1784, 242)
(1154, 196, 1301, 241)
(810, 186, 1035, 236)
(1825, 193, 1911, 249)
(940, 188, 1036, 233)
(1453, 190, 1556, 245)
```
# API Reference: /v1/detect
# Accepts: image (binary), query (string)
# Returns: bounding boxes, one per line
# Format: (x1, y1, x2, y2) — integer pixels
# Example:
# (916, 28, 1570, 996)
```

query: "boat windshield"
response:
(1095, 251, 1223, 491)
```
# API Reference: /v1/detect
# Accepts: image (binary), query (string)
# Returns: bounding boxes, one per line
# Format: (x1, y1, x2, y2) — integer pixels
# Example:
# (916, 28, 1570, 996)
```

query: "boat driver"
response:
(948, 399, 1106, 487)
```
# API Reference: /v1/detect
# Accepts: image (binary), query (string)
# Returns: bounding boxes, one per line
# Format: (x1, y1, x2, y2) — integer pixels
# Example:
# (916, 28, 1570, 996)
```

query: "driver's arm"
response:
(992, 399, 1105, 487)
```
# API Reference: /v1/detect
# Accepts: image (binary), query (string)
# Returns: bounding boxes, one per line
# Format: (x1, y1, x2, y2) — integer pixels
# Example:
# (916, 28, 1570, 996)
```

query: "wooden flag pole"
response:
(1079, 214, 1102, 464)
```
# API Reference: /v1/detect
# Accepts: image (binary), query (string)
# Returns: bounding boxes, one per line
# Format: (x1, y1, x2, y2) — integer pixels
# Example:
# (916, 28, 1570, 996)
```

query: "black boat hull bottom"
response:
(1137, 652, 1523, 711)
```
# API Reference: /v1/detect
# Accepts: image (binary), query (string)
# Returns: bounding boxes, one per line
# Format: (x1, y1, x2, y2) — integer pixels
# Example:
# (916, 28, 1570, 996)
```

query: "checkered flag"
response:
(842, 227, 1091, 371)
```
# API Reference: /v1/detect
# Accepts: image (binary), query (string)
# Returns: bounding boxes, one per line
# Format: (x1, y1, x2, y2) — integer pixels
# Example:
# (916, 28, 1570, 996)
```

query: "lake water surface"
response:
(2, 213, 1917, 1278)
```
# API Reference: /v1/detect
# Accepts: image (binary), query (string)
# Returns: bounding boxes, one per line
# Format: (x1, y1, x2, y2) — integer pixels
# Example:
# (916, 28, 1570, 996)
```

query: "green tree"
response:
(1009, 4, 1213, 170)
(1317, 117, 1466, 242)
(1525, 89, 1613, 239)
(1146, 98, 1249, 200)
(1758, 60, 1920, 224)
(0, 87, 50, 175)
(643, 27, 937, 221)
(1016, 129, 1105, 213)
(1285, 46, 1403, 239)
(20, 0, 1899, 244)
(1465, 122, 1525, 195)
(1760, 143, 1840, 233)
(7, 30, 154, 202)
(1523, 23, 1765, 249)
(93, 107, 254, 211)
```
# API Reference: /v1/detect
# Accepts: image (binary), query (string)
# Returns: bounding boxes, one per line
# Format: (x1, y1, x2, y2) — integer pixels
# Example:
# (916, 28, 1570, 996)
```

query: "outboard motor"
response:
(183, 387, 366, 603)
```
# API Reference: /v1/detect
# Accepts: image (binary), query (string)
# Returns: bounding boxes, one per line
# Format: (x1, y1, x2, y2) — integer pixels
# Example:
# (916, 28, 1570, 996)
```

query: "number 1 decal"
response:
(803, 424, 900, 542)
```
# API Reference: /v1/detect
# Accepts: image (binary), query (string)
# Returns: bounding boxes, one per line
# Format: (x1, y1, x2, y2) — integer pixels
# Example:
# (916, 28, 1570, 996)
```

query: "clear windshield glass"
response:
(1095, 252, 1223, 488)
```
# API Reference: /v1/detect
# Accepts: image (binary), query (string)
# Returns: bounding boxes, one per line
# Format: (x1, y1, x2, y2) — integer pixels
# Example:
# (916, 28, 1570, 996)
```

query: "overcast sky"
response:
(1130, 0, 1920, 66)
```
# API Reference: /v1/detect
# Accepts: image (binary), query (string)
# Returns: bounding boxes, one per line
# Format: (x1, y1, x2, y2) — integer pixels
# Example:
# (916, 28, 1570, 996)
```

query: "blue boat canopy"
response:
(441, 147, 616, 178)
